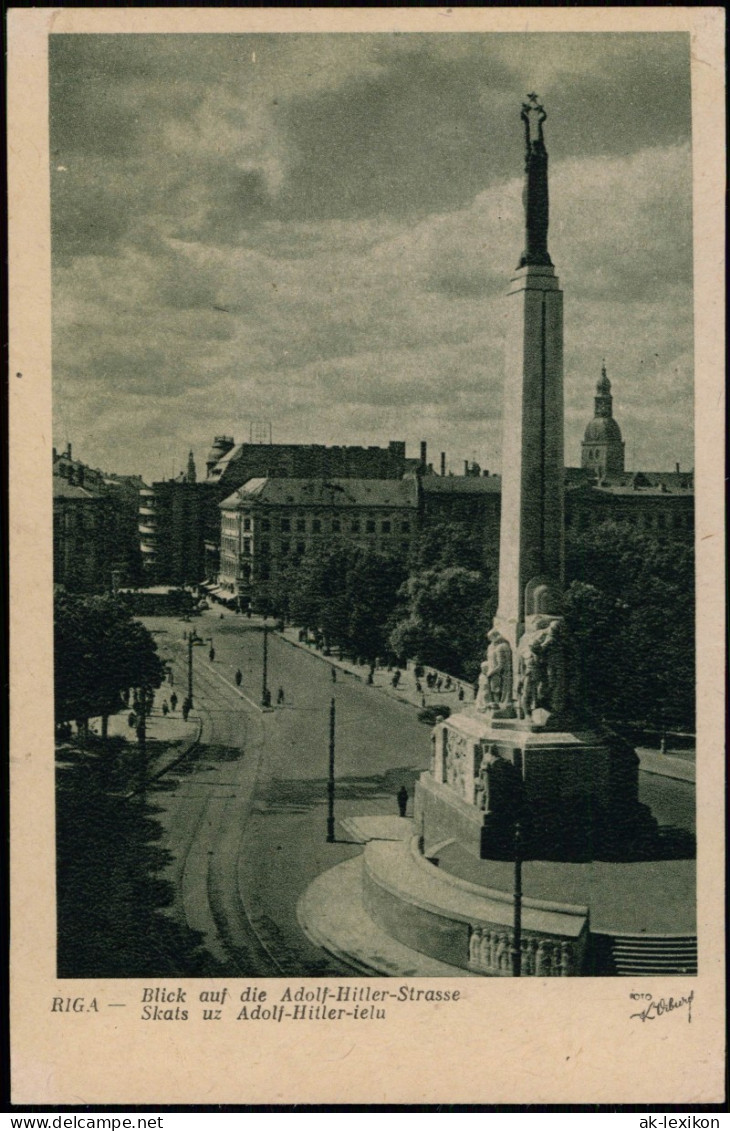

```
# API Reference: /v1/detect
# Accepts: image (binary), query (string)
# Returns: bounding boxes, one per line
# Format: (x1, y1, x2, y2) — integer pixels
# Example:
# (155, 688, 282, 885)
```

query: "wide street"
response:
(142, 608, 433, 976)
(135, 608, 695, 978)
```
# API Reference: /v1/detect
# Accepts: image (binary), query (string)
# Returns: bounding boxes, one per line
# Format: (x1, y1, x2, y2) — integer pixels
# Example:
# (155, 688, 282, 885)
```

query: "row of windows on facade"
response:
(228, 515, 412, 536)
(223, 556, 424, 582)
(222, 537, 412, 561)
(566, 509, 692, 531)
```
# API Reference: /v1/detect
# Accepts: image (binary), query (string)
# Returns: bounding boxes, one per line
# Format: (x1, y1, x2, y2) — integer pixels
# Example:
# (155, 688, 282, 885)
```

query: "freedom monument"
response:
(416, 94, 657, 866)
(299, 98, 695, 977)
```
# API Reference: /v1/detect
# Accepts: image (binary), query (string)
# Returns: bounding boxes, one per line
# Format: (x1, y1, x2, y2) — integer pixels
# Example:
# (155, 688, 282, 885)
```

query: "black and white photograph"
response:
(50, 30, 697, 980)
(8, 6, 725, 1108)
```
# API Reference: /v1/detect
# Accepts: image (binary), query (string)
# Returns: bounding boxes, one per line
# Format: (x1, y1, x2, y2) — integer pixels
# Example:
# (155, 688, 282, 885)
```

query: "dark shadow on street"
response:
(255, 767, 423, 815)
(56, 736, 231, 978)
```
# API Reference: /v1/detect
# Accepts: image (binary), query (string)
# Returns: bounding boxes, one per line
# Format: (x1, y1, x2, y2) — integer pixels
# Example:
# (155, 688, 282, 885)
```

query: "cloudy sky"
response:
(50, 32, 693, 482)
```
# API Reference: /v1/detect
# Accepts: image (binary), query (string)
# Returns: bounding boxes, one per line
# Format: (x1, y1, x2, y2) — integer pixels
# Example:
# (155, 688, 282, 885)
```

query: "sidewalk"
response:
(275, 627, 694, 783)
(88, 684, 202, 783)
(276, 625, 475, 712)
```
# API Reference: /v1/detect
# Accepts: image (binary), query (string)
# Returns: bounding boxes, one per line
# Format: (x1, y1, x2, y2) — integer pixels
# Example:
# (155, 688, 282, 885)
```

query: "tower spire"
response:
(595, 362, 612, 416)
(518, 93, 552, 269)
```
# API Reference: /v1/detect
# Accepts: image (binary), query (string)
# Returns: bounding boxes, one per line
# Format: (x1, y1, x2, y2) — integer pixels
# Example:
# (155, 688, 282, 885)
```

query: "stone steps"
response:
(594, 933, 697, 975)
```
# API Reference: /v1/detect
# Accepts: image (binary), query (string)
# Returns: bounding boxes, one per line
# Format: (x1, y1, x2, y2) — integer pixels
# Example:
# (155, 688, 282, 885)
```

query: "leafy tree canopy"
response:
(54, 593, 165, 724)
(275, 539, 407, 663)
(565, 522, 694, 729)
(389, 566, 494, 682)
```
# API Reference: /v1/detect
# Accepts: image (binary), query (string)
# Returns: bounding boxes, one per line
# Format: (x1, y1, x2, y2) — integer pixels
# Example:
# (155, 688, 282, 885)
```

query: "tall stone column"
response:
(494, 95, 565, 657)
(414, 94, 658, 863)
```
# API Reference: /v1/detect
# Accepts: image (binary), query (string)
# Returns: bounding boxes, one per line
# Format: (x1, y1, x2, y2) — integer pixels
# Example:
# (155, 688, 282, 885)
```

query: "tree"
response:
(408, 521, 488, 574)
(54, 593, 165, 735)
(388, 566, 494, 681)
(565, 522, 695, 730)
(283, 539, 406, 662)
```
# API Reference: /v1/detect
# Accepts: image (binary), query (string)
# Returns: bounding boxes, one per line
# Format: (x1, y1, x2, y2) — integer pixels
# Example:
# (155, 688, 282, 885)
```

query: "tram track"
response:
(153, 646, 286, 974)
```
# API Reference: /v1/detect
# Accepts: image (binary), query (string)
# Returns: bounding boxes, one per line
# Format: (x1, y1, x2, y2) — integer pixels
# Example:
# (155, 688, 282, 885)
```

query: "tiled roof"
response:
(53, 479, 98, 500)
(421, 476, 502, 495)
(220, 477, 418, 510)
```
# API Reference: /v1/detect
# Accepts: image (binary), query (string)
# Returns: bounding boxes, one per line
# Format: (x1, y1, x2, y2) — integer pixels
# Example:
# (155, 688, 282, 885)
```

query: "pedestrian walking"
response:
(235, 669, 242, 687)
(209, 646, 215, 662)
(458, 685, 465, 702)
(170, 692, 178, 711)
(182, 698, 190, 722)
(162, 700, 169, 717)
(415, 679, 422, 694)
(421, 695, 426, 708)
(436, 677, 443, 693)
(397, 785, 409, 818)
(331, 667, 337, 683)
(392, 669, 401, 689)
(277, 687, 285, 705)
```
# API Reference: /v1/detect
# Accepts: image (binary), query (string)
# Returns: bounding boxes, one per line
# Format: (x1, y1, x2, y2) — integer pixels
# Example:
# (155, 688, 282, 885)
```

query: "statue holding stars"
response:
(519, 93, 552, 268)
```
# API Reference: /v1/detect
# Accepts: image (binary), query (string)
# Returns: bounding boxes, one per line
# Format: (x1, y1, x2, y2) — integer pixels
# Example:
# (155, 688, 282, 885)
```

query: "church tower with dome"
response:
(581, 363, 625, 477)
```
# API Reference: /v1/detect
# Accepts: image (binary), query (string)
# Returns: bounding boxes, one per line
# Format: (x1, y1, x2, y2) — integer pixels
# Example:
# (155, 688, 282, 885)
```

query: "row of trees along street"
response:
(54, 592, 165, 737)
(260, 519, 694, 734)
(52, 520, 694, 741)
(264, 521, 494, 683)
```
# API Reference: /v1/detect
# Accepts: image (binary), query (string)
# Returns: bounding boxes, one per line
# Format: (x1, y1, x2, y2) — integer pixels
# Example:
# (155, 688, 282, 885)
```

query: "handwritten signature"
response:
(630, 991, 694, 1023)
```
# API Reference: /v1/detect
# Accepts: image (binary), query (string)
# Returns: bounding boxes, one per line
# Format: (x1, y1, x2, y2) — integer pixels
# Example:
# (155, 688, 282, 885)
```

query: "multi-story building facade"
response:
(565, 470, 694, 538)
(53, 444, 143, 593)
(139, 466, 217, 587)
(218, 477, 419, 609)
(147, 379, 693, 597)
(214, 465, 693, 611)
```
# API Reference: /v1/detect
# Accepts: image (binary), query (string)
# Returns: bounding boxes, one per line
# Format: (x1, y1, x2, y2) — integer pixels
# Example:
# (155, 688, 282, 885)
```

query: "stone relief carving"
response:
(444, 728, 470, 801)
(468, 926, 575, 976)
(473, 745, 497, 812)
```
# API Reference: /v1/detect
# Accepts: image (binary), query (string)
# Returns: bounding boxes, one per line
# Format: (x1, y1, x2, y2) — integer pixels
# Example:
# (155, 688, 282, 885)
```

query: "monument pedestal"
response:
(416, 710, 657, 862)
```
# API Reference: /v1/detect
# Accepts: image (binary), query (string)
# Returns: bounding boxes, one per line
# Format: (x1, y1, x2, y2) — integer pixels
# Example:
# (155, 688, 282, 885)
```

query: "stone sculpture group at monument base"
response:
(297, 95, 689, 979)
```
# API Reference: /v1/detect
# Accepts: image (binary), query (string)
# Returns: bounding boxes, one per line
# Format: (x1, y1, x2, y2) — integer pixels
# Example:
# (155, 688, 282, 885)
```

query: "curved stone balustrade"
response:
(468, 926, 574, 976)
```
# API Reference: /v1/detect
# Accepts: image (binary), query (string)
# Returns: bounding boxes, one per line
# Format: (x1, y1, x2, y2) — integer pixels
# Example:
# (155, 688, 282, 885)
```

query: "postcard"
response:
(8, 6, 725, 1107)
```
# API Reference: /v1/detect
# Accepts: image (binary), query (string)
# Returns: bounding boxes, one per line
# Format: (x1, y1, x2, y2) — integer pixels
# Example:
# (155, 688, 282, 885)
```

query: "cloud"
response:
(49, 33, 694, 480)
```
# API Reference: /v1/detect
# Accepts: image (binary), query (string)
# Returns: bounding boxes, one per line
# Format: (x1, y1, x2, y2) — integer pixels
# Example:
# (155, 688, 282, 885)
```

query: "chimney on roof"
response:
(440, 452, 446, 477)
(420, 441, 427, 470)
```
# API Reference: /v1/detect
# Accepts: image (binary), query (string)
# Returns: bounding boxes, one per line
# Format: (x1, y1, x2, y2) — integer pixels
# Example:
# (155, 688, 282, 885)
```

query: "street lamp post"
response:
(512, 820, 523, 978)
(511, 749, 525, 978)
(326, 697, 336, 842)
(187, 633, 194, 707)
(261, 625, 270, 707)
(135, 684, 148, 787)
